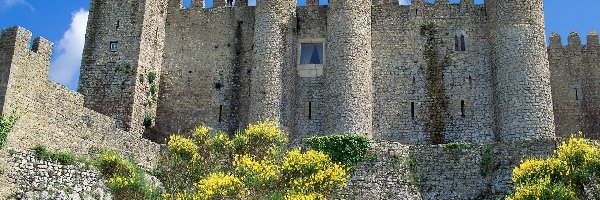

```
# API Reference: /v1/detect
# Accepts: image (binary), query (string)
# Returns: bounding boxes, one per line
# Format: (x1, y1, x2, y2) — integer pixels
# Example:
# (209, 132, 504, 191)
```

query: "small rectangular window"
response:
(218, 105, 223, 122)
(411, 102, 415, 120)
(300, 43, 324, 65)
(461, 100, 466, 118)
(110, 42, 118, 52)
(308, 101, 313, 120)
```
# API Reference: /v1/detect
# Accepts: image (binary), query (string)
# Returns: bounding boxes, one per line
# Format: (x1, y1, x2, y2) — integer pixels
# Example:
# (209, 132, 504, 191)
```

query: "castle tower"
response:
(79, 0, 168, 133)
(325, 0, 373, 137)
(487, 0, 555, 141)
(249, 0, 296, 124)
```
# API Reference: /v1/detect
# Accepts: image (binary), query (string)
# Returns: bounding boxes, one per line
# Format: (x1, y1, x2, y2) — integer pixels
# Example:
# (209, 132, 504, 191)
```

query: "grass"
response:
(33, 144, 77, 165)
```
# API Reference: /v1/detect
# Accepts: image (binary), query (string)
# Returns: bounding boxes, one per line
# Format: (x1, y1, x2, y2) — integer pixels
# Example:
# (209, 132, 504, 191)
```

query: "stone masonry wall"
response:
(154, 1, 510, 144)
(6, 151, 111, 200)
(0, 27, 160, 198)
(157, 2, 256, 136)
(79, 0, 167, 134)
(338, 139, 555, 199)
(371, 1, 494, 144)
(548, 31, 600, 140)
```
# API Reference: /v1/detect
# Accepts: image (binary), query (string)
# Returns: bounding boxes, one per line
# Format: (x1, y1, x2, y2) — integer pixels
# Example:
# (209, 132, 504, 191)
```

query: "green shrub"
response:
(147, 72, 157, 84)
(143, 115, 153, 127)
(0, 110, 19, 150)
(97, 150, 161, 199)
(306, 134, 371, 168)
(33, 145, 76, 165)
(150, 84, 158, 95)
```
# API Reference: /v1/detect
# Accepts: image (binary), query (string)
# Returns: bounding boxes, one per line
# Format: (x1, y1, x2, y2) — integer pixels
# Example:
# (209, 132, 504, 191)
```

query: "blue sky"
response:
(1, 0, 598, 91)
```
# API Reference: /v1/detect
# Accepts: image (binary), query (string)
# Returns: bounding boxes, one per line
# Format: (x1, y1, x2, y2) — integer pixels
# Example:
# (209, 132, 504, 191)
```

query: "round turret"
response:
(249, 0, 296, 124)
(487, 0, 555, 141)
(325, 0, 373, 137)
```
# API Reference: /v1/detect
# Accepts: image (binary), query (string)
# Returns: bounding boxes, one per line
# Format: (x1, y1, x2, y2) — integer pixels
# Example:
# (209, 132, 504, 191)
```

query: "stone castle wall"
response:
(153, 0, 522, 144)
(0, 27, 160, 198)
(338, 139, 555, 199)
(548, 31, 600, 140)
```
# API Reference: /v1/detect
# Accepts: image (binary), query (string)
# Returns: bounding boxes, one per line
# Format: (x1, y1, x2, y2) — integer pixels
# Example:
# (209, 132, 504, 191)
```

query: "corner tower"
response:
(487, 0, 555, 141)
(79, 0, 168, 133)
(249, 0, 296, 124)
(325, 0, 373, 137)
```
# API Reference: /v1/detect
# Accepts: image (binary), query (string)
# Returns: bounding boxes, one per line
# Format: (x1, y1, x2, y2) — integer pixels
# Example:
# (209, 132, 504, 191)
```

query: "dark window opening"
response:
(227, 0, 234, 7)
(468, 76, 472, 86)
(460, 100, 466, 118)
(575, 88, 579, 100)
(218, 105, 223, 122)
(116, 20, 120, 29)
(454, 35, 460, 51)
(411, 102, 415, 120)
(110, 42, 118, 52)
(308, 101, 313, 120)
(412, 76, 416, 85)
(460, 35, 466, 51)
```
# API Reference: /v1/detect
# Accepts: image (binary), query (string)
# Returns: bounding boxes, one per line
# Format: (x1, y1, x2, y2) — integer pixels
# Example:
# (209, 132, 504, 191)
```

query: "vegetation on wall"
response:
(33, 145, 77, 165)
(0, 109, 19, 150)
(420, 23, 450, 145)
(444, 142, 472, 164)
(480, 145, 498, 177)
(142, 71, 159, 127)
(96, 150, 162, 199)
(306, 134, 371, 168)
(507, 134, 600, 200)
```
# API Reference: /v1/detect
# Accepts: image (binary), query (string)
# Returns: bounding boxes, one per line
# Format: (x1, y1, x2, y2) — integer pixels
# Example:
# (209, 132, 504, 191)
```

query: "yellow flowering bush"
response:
(234, 154, 280, 188)
(233, 119, 288, 158)
(284, 192, 326, 200)
(507, 134, 600, 200)
(154, 120, 351, 200)
(96, 150, 159, 199)
(193, 172, 245, 200)
(282, 149, 348, 195)
(168, 134, 199, 160)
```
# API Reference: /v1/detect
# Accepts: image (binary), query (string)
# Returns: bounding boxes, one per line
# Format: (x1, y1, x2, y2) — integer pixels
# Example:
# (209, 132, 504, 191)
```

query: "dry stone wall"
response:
(7, 151, 111, 200)
(548, 31, 600, 140)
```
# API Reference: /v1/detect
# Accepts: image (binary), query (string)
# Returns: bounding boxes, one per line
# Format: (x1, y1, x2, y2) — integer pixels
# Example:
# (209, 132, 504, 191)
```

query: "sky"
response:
(0, 0, 598, 91)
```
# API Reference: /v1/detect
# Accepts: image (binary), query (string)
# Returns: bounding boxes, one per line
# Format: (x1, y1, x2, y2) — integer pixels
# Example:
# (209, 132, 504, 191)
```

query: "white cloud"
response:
(399, 0, 412, 5)
(1, 0, 34, 11)
(48, 8, 88, 90)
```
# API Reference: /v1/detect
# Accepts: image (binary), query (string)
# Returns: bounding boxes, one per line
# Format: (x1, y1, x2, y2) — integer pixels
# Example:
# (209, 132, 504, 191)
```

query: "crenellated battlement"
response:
(0, 26, 53, 87)
(549, 30, 600, 48)
(1, 26, 53, 62)
(167, 0, 486, 16)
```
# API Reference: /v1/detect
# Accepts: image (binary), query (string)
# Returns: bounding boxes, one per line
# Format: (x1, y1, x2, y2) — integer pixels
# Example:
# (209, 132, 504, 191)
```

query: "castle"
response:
(1, 0, 599, 198)
(78, 0, 598, 143)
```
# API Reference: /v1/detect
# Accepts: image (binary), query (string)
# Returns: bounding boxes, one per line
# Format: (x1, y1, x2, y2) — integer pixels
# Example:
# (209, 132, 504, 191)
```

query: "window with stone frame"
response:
(110, 41, 118, 52)
(454, 33, 467, 52)
(300, 43, 324, 65)
(297, 39, 326, 78)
